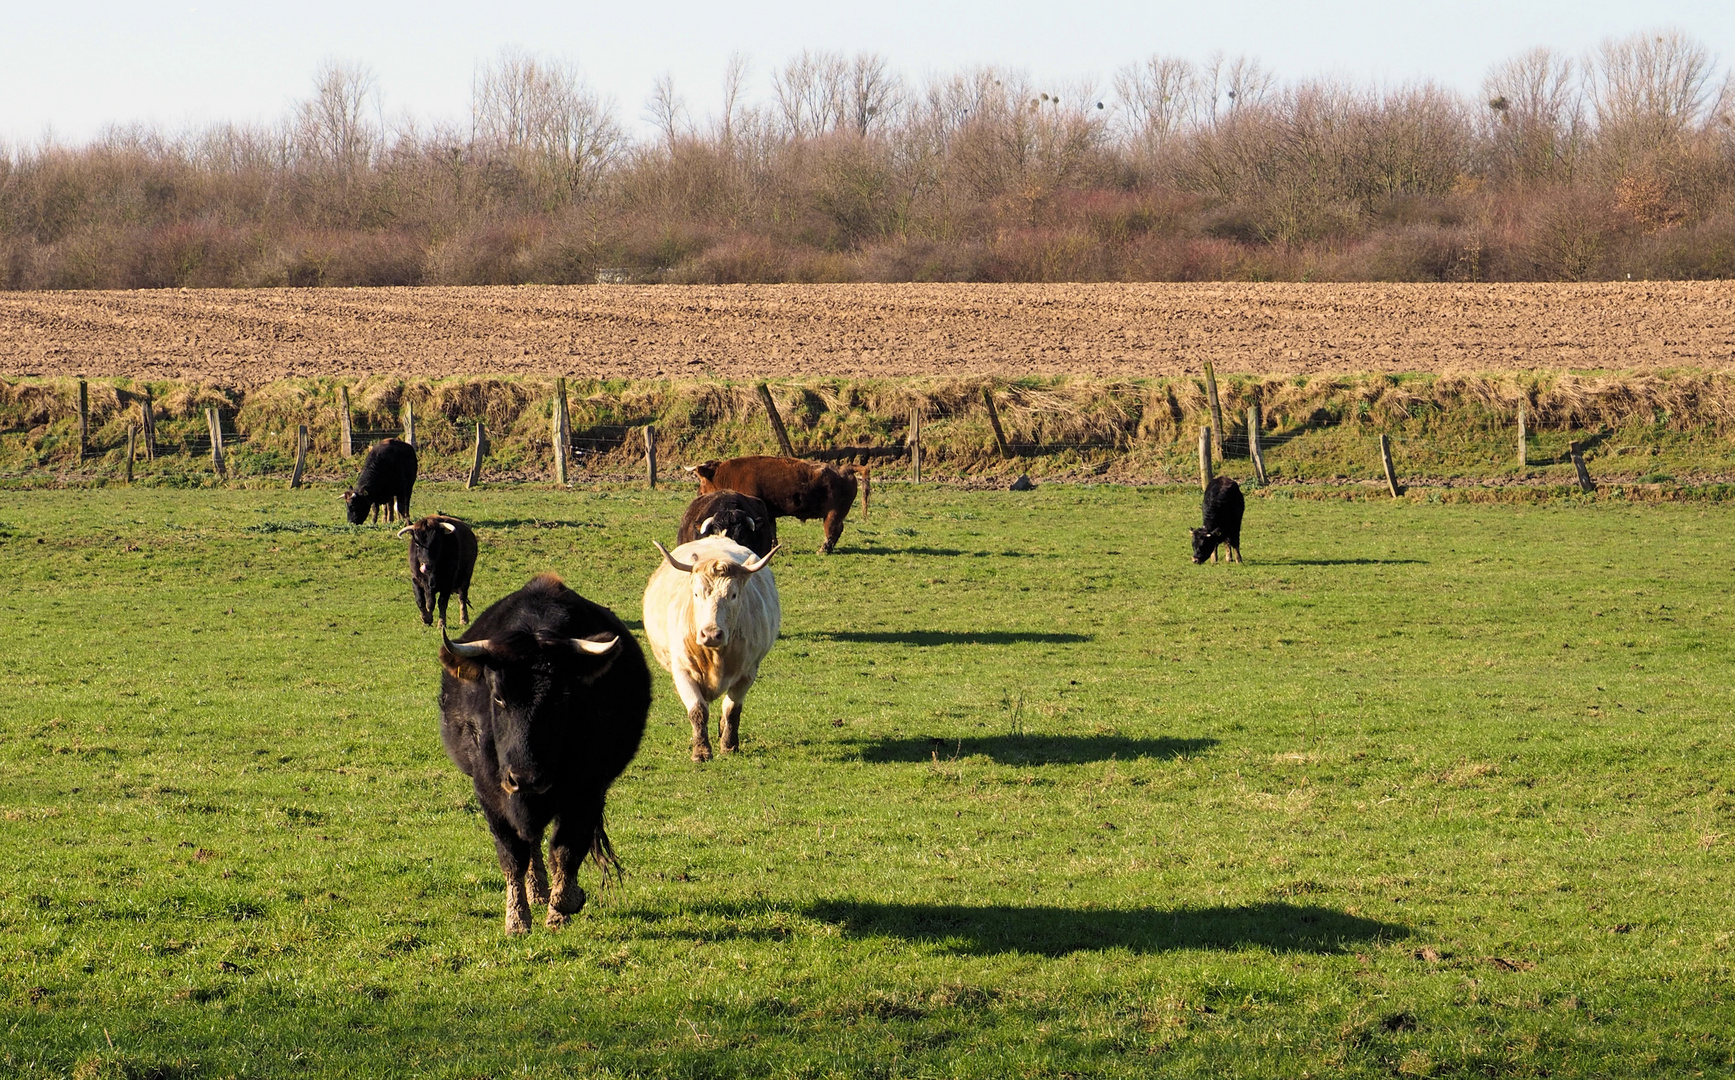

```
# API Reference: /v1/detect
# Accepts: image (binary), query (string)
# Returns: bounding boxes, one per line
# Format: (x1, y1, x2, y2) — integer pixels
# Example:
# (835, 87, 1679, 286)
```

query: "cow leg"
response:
(719, 695, 744, 753)
(525, 846, 550, 907)
(820, 509, 847, 554)
(484, 810, 536, 934)
(673, 675, 714, 762)
(436, 590, 450, 630)
(458, 588, 470, 624)
(545, 800, 603, 928)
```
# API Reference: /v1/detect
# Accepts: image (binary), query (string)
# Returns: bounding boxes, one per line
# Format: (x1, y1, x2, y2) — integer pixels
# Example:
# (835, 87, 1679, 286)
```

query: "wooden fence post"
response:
(552, 378, 569, 485)
(339, 386, 353, 458)
(402, 399, 415, 449)
(1203, 361, 1225, 459)
(125, 425, 135, 484)
(290, 425, 308, 489)
(1570, 441, 1595, 494)
(1247, 402, 1267, 486)
(466, 422, 486, 489)
(1198, 427, 1213, 491)
(1380, 433, 1401, 497)
(757, 383, 795, 457)
(1517, 402, 1527, 469)
(206, 408, 226, 478)
(982, 385, 1011, 457)
(644, 425, 658, 489)
(141, 394, 157, 461)
(77, 377, 89, 459)
(909, 407, 922, 483)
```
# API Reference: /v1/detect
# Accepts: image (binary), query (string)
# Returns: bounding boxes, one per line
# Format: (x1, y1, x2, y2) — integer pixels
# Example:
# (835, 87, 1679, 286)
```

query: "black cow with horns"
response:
(438, 573, 651, 934)
(398, 514, 478, 628)
(676, 490, 778, 557)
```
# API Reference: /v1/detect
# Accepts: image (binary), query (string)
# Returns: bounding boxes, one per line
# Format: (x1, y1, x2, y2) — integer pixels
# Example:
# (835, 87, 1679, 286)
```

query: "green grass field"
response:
(2, 482, 1733, 1078)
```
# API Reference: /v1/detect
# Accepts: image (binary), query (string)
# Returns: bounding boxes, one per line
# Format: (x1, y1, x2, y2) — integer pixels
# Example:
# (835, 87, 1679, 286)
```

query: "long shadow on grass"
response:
(803, 900, 1405, 956)
(465, 518, 603, 530)
(844, 734, 1215, 765)
(799, 630, 1092, 646)
(842, 544, 1052, 558)
(1274, 558, 1427, 566)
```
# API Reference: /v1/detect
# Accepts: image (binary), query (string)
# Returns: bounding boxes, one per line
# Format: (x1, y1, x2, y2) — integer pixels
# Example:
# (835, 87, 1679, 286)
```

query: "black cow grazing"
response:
(676, 491, 778, 557)
(438, 573, 651, 934)
(398, 514, 479, 628)
(1191, 476, 1245, 564)
(344, 438, 418, 525)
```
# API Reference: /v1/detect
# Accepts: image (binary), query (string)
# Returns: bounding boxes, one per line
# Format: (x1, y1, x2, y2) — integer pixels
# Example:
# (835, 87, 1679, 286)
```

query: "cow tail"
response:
(589, 820, 625, 887)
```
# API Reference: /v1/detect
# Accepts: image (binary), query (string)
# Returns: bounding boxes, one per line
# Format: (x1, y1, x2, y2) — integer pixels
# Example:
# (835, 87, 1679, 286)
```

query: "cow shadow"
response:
(841, 544, 1050, 558)
(466, 518, 601, 530)
(804, 900, 1404, 956)
(846, 734, 1216, 765)
(799, 630, 1092, 646)
(1273, 558, 1427, 566)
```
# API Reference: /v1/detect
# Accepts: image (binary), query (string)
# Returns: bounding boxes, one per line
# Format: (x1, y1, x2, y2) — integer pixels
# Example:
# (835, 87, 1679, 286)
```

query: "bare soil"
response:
(2, 282, 1732, 386)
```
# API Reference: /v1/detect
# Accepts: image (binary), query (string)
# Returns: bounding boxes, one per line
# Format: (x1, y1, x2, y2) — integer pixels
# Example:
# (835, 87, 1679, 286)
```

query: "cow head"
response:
(696, 509, 759, 546)
(654, 540, 777, 650)
(342, 488, 371, 525)
(1189, 527, 1224, 564)
(440, 629, 622, 794)
(685, 461, 721, 490)
(399, 518, 458, 575)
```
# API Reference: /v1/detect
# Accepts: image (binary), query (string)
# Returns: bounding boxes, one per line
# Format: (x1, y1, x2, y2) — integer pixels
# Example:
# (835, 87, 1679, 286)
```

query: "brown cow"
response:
(687, 456, 868, 554)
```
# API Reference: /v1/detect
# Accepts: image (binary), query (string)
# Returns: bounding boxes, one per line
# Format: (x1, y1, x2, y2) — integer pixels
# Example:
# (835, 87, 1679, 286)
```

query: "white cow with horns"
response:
(642, 536, 781, 762)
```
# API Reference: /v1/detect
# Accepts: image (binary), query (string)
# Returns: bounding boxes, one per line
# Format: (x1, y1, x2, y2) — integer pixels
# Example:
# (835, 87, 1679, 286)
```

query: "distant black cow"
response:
(344, 438, 417, 525)
(676, 491, 778, 557)
(1191, 476, 1245, 564)
(398, 515, 478, 628)
(439, 573, 651, 934)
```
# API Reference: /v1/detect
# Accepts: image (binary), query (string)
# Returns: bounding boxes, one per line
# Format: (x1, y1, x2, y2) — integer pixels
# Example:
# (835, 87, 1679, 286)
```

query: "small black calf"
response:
(1191, 476, 1245, 564)
(399, 514, 479, 628)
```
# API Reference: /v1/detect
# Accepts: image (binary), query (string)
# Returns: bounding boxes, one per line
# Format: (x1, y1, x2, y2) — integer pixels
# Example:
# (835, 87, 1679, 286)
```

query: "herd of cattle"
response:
(343, 436, 1242, 933)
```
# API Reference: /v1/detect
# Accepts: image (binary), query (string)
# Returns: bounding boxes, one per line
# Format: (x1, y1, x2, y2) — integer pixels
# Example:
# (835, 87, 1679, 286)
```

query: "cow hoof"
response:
(549, 886, 586, 926)
(691, 746, 713, 763)
(505, 909, 531, 935)
(526, 871, 550, 907)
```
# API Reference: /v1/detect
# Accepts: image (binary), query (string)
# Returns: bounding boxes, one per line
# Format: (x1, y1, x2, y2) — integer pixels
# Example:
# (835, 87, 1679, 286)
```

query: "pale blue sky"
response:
(4, 0, 1732, 144)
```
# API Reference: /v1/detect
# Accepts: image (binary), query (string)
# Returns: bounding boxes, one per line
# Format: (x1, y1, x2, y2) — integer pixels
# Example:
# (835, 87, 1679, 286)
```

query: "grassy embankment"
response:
(3, 370, 1734, 491)
(2, 482, 1733, 1078)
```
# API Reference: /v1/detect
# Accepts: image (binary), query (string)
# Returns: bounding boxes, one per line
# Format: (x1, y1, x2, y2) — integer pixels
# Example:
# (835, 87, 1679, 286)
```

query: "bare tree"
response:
(473, 48, 624, 197)
(720, 52, 751, 143)
(1203, 53, 1275, 127)
(846, 53, 903, 135)
(1482, 47, 1585, 182)
(1114, 56, 1200, 149)
(295, 59, 379, 174)
(646, 72, 687, 150)
(1590, 30, 1722, 159)
(774, 50, 848, 138)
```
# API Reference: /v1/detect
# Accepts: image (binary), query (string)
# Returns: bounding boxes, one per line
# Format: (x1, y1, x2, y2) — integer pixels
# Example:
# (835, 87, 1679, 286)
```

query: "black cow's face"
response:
(697, 509, 758, 547)
(1190, 527, 1222, 564)
(442, 634, 622, 796)
(344, 489, 371, 525)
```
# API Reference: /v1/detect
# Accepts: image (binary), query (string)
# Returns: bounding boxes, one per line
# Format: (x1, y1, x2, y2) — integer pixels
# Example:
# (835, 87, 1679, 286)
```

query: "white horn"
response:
(746, 517, 758, 531)
(682, 464, 699, 473)
(571, 635, 619, 656)
(396, 525, 414, 538)
(653, 540, 696, 573)
(438, 521, 457, 533)
(443, 633, 491, 659)
(698, 515, 717, 536)
(742, 544, 780, 572)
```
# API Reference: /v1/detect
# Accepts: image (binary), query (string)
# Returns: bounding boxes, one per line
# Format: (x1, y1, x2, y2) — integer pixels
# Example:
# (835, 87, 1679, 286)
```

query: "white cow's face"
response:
(690, 562, 746, 649)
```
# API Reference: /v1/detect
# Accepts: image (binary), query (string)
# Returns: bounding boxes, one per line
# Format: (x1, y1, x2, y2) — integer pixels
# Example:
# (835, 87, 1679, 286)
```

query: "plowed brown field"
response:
(3, 282, 1732, 386)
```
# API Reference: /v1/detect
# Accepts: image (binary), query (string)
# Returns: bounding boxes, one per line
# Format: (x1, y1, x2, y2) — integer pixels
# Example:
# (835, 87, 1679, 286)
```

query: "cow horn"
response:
(442, 629, 492, 659)
(742, 544, 780, 572)
(396, 525, 415, 538)
(438, 521, 457, 533)
(571, 635, 619, 656)
(653, 540, 696, 573)
(745, 517, 758, 531)
(682, 464, 698, 473)
(698, 515, 717, 536)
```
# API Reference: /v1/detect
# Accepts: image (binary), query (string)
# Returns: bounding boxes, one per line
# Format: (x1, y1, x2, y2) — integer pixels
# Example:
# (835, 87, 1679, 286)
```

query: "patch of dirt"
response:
(2, 282, 1732, 387)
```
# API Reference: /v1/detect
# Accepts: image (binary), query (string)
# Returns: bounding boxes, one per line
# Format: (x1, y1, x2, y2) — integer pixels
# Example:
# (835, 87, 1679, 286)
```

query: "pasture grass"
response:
(1, 482, 1733, 1078)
